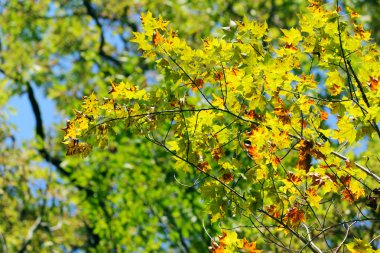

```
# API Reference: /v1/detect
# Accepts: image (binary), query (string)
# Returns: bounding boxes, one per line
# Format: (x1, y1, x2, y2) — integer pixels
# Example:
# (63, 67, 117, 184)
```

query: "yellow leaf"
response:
(335, 115, 357, 144)
(326, 70, 344, 96)
(280, 28, 302, 45)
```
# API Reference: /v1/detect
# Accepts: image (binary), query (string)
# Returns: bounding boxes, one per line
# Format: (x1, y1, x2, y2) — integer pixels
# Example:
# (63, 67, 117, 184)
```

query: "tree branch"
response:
(18, 216, 41, 253)
(331, 151, 380, 184)
(83, 0, 122, 67)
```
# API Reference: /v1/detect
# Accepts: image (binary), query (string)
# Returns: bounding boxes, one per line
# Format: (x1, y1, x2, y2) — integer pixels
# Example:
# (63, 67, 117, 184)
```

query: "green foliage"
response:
(66, 1, 380, 252)
(1, 0, 380, 252)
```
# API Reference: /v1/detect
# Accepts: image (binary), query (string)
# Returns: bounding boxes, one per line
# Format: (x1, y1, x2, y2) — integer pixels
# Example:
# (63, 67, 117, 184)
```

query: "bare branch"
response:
(301, 223, 323, 253)
(334, 221, 356, 253)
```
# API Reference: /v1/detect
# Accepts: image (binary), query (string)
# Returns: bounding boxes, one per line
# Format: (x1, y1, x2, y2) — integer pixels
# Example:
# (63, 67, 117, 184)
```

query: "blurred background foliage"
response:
(0, 0, 379, 252)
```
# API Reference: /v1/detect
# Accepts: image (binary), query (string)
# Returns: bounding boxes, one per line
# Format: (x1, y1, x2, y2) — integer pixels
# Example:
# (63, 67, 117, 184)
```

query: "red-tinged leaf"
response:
(231, 67, 239, 76)
(192, 78, 204, 92)
(285, 42, 297, 50)
(285, 206, 305, 227)
(214, 71, 224, 81)
(244, 144, 261, 160)
(241, 239, 262, 253)
(246, 110, 255, 119)
(221, 172, 234, 183)
(340, 175, 351, 187)
(342, 189, 355, 203)
(153, 30, 164, 45)
(368, 76, 379, 91)
(274, 107, 291, 124)
(287, 172, 302, 184)
(297, 140, 313, 172)
(320, 110, 328, 120)
(309, 172, 325, 188)
(66, 139, 92, 158)
(266, 205, 280, 219)
(246, 110, 264, 121)
(198, 161, 210, 172)
(271, 156, 281, 167)
(347, 7, 360, 18)
(211, 147, 224, 161)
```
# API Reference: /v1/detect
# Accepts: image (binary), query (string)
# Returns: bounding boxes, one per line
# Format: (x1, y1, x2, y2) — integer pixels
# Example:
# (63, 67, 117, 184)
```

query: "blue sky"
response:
(8, 84, 61, 144)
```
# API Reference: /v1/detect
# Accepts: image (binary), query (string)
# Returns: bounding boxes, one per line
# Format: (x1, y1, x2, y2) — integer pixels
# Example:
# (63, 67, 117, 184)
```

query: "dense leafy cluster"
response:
(1, 0, 380, 252)
(64, 1, 380, 252)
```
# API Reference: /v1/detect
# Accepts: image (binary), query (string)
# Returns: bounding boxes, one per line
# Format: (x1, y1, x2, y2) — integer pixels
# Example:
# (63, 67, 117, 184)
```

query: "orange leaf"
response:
(368, 76, 379, 91)
(192, 78, 204, 92)
(285, 42, 297, 50)
(287, 172, 302, 184)
(274, 107, 291, 124)
(285, 206, 305, 227)
(342, 189, 354, 203)
(211, 148, 224, 161)
(320, 110, 328, 120)
(340, 175, 351, 187)
(242, 239, 262, 253)
(153, 30, 164, 45)
(198, 161, 210, 172)
(214, 71, 224, 81)
(266, 205, 280, 219)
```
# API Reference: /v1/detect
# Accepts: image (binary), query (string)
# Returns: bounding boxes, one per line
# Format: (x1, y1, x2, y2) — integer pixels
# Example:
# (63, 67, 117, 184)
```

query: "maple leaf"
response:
(320, 110, 328, 120)
(354, 24, 371, 41)
(221, 172, 234, 183)
(287, 172, 302, 184)
(297, 140, 313, 172)
(285, 42, 297, 50)
(265, 205, 280, 219)
(198, 160, 211, 172)
(211, 147, 224, 161)
(346, 238, 378, 253)
(346, 7, 360, 19)
(192, 78, 204, 92)
(241, 239, 262, 253)
(308, 172, 326, 188)
(140, 11, 168, 34)
(66, 139, 92, 158)
(153, 30, 164, 46)
(62, 120, 76, 139)
(130, 32, 153, 51)
(281, 27, 302, 45)
(214, 70, 224, 81)
(244, 144, 261, 161)
(82, 93, 100, 117)
(326, 70, 344, 95)
(285, 206, 305, 227)
(274, 107, 291, 124)
(340, 175, 351, 187)
(307, 188, 322, 208)
(368, 76, 379, 91)
(336, 115, 357, 144)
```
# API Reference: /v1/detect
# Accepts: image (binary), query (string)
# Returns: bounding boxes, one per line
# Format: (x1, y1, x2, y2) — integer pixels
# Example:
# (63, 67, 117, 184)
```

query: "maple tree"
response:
(64, 1, 380, 252)
(1, 0, 380, 252)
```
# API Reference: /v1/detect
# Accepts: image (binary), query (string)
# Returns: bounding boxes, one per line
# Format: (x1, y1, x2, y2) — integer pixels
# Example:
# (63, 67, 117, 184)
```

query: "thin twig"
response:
(334, 221, 356, 253)
(331, 151, 380, 184)
(301, 223, 323, 253)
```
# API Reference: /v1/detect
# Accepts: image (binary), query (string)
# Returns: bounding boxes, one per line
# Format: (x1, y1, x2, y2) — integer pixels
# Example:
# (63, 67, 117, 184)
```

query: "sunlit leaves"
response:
(64, 3, 380, 252)
(346, 238, 380, 253)
(210, 231, 262, 253)
(65, 138, 92, 157)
